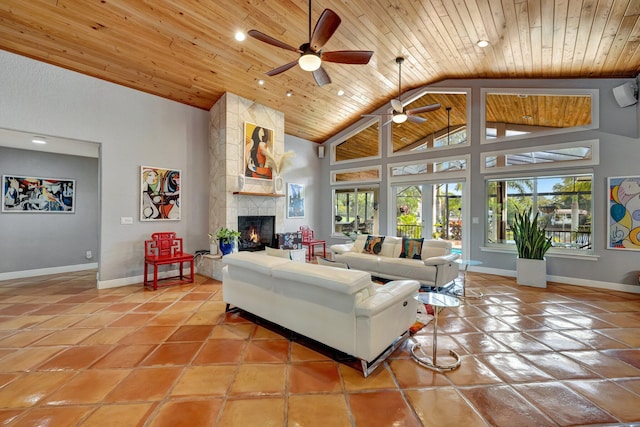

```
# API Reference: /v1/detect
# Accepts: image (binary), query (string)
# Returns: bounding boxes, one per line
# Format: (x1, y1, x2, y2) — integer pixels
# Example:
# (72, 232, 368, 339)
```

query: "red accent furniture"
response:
(144, 232, 194, 290)
(299, 226, 326, 262)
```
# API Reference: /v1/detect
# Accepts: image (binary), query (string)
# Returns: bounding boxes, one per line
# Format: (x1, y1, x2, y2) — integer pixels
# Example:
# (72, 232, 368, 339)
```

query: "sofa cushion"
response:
(265, 247, 292, 259)
(335, 252, 381, 272)
(353, 234, 368, 253)
(378, 257, 436, 283)
(363, 235, 385, 255)
(399, 237, 424, 260)
(272, 262, 371, 295)
(222, 251, 291, 276)
(421, 239, 451, 259)
(380, 236, 402, 258)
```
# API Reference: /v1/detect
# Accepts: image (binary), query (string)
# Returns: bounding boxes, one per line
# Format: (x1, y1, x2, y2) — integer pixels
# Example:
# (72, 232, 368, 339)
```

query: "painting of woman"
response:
(245, 123, 273, 179)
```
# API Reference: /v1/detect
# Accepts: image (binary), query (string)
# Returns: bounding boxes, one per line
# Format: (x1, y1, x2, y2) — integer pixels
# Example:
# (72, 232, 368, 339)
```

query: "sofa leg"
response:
(360, 330, 410, 377)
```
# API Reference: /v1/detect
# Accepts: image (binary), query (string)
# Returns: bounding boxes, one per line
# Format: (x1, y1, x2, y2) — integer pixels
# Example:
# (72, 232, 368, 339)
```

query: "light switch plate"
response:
(472, 217, 479, 224)
(120, 217, 133, 225)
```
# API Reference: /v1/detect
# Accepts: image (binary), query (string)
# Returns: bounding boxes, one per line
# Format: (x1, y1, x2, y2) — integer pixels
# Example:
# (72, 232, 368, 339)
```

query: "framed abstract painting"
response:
(287, 182, 305, 218)
(2, 175, 75, 213)
(244, 122, 274, 180)
(140, 166, 181, 221)
(607, 175, 640, 251)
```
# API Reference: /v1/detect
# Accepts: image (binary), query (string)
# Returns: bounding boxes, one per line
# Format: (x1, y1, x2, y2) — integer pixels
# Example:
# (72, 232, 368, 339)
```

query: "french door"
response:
(392, 179, 464, 256)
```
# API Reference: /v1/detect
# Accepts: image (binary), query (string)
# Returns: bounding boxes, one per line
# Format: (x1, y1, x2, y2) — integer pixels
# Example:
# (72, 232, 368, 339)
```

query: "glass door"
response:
(392, 180, 464, 256)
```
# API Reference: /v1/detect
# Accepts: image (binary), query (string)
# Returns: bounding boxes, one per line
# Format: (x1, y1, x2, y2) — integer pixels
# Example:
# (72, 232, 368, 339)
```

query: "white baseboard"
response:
(0, 263, 99, 281)
(472, 266, 640, 294)
(97, 268, 193, 289)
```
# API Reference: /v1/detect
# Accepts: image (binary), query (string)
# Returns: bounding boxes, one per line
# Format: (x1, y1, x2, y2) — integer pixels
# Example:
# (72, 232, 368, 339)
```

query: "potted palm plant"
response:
(215, 227, 241, 256)
(512, 207, 553, 288)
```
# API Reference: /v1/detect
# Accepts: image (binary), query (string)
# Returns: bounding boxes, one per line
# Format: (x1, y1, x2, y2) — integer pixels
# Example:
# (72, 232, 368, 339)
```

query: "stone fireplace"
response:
(203, 92, 286, 282)
(237, 215, 275, 251)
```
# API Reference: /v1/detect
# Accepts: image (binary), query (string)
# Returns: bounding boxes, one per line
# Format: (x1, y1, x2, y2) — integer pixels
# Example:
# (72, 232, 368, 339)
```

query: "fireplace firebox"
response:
(237, 215, 275, 251)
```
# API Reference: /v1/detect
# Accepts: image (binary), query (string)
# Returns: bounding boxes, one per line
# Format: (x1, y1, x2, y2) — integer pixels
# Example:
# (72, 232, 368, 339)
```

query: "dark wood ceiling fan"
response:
(248, 1, 374, 86)
(363, 57, 441, 125)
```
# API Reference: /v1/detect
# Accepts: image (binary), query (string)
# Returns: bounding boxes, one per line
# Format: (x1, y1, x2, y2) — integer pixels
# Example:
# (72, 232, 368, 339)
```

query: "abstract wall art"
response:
(2, 175, 75, 213)
(287, 182, 305, 218)
(244, 122, 274, 180)
(607, 175, 640, 251)
(140, 166, 181, 221)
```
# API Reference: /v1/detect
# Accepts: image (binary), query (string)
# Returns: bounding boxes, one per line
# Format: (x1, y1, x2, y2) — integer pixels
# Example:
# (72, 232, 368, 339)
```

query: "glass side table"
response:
(410, 292, 461, 372)
(452, 259, 484, 299)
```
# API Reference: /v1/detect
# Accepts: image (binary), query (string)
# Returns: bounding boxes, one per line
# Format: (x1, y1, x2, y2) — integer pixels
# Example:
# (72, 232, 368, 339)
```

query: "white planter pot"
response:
(516, 258, 547, 288)
(209, 243, 218, 255)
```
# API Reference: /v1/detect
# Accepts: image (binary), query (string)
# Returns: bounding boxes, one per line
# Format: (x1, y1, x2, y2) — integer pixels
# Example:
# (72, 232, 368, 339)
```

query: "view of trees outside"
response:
(395, 183, 462, 245)
(334, 188, 376, 234)
(487, 174, 592, 248)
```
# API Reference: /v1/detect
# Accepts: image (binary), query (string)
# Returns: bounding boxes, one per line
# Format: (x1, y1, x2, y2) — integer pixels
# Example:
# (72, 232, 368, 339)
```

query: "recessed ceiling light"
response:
(32, 137, 47, 144)
(258, 79, 265, 86)
(234, 31, 246, 42)
(286, 91, 293, 97)
(337, 90, 345, 96)
(477, 40, 489, 48)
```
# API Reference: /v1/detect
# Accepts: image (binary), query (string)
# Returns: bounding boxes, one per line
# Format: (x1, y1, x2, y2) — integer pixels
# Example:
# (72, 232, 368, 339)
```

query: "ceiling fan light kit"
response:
(299, 51, 322, 71)
(392, 113, 407, 124)
(248, 1, 373, 86)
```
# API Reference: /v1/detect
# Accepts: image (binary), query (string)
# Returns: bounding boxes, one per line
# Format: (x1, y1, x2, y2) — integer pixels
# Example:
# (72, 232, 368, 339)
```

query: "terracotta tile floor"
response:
(0, 271, 639, 426)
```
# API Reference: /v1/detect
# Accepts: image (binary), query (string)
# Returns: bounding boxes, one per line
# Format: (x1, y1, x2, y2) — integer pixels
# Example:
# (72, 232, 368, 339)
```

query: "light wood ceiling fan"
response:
(364, 57, 441, 125)
(248, 0, 374, 86)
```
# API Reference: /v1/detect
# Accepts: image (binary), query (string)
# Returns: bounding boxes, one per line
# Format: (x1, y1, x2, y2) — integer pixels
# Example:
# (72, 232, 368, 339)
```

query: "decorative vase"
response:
(516, 258, 547, 288)
(219, 241, 234, 256)
(273, 175, 284, 194)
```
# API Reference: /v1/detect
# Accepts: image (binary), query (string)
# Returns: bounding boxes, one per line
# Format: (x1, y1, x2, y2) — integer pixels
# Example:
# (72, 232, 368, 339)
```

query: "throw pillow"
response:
(265, 247, 291, 259)
(315, 256, 349, 269)
(399, 237, 424, 260)
(363, 235, 385, 255)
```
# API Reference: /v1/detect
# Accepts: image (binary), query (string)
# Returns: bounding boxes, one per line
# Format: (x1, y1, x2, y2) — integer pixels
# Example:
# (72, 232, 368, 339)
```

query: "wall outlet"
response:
(120, 217, 133, 225)
(86, 250, 92, 259)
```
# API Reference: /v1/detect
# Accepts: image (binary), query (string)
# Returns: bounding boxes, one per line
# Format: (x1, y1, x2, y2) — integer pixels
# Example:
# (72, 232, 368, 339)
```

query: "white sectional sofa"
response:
(222, 251, 420, 376)
(330, 235, 460, 288)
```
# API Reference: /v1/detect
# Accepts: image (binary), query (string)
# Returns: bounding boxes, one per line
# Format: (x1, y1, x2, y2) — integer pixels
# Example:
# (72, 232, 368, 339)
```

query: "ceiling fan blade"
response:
(407, 115, 427, 124)
(265, 61, 298, 76)
(390, 99, 403, 113)
(310, 9, 341, 51)
(248, 30, 301, 53)
(406, 103, 441, 115)
(312, 66, 331, 86)
(321, 50, 373, 65)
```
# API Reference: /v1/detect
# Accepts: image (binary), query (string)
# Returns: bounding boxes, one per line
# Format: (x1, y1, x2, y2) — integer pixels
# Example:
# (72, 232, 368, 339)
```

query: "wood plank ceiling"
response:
(1, 0, 639, 144)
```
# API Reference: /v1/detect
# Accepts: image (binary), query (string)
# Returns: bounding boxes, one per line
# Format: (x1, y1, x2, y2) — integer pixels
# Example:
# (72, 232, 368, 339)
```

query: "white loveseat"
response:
(330, 235, 460, 288)
(222, 251, 420, 376)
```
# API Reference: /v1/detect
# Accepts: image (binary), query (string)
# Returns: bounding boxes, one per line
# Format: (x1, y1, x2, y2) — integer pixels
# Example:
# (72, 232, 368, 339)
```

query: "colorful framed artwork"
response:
(2, 175, 75, 213)
(287, 182, 305, 218)
(140, 166, 181, 221)
(607, 175, 640, 251)
(244, 122, 274, 180)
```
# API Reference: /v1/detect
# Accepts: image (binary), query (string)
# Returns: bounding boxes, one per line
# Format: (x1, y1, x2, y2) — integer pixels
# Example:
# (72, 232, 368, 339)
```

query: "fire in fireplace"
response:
(237, 215, 275, 251)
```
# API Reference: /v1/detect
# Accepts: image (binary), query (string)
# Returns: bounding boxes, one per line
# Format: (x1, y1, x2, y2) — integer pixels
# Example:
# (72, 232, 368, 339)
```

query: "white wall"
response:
(0, 50, 210, 286)
(283, 134, 321, 233)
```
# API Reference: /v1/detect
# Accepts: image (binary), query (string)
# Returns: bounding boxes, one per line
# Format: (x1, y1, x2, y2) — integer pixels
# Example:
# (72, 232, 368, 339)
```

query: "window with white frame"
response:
(486, 173, 593, 252)
(333, 187, 379, 236)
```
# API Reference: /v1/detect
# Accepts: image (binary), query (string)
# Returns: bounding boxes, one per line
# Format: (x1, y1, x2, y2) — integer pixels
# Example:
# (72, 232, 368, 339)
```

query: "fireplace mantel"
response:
(233, 191, 285, 197)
